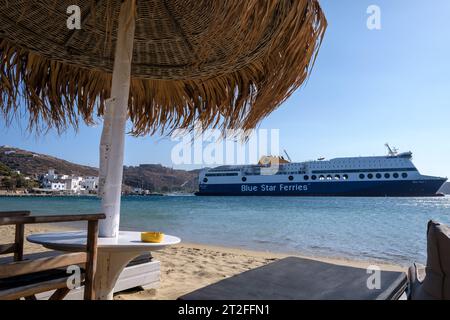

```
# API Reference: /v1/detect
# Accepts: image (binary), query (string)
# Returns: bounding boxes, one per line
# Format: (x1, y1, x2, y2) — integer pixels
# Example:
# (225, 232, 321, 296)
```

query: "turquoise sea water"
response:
(1, 195, 450, 266)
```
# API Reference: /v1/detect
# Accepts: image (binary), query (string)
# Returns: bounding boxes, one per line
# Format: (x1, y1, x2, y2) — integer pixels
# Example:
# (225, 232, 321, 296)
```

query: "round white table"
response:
(27, 231, 180, 300)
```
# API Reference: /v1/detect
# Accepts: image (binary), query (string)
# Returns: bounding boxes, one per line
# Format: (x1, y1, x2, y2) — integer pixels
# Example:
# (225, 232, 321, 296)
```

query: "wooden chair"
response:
(0, 211, 31, 262)
(0, 212, 105, 300)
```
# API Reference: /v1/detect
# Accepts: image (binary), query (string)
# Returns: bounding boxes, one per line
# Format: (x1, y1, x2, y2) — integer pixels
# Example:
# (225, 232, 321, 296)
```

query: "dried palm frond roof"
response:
(0, 0, 327, 135)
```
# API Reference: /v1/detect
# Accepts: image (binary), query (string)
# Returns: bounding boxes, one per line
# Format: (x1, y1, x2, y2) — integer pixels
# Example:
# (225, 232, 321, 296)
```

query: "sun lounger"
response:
(179, 257, 408, 300)
(408, 220, 450, 300)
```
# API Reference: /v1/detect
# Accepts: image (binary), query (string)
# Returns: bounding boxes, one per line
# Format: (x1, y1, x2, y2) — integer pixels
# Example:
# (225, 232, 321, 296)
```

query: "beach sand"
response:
(0, 224, 405, 300)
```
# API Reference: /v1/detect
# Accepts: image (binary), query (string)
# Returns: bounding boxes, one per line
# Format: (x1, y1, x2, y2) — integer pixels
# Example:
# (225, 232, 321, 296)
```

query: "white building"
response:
(43, 169, 58, 181)
(42, 169, 60, 189)
(80, 176, 99, 191)
(64, 176, 83, 192)
(133, 187, 144, 194)
(41, 169, 98, 194)
(48, 181, 66, 191)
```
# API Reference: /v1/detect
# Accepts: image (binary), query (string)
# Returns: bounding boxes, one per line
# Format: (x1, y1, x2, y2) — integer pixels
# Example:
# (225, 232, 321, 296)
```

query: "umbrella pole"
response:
(99, 0, 136, 238)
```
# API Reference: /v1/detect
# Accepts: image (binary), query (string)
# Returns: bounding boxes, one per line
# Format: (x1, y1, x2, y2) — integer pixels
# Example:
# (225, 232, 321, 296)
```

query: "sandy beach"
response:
(0, 224, 405, 300)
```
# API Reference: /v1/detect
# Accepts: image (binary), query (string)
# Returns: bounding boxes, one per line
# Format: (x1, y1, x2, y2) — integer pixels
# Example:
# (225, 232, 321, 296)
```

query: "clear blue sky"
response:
(1, 0, 449, 177)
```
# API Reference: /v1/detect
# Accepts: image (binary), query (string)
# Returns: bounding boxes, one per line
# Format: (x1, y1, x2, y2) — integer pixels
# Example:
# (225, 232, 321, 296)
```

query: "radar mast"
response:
(385, 143, 399, 157)
(283, 149, 292, 162)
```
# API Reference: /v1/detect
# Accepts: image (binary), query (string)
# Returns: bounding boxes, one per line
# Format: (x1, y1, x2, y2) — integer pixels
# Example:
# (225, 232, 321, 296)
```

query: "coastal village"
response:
(0, 145, 96, 195)
(0, 146, 199, 195)
(0, 164, 157, 196)
(39, 169, 99, 194)
(0, 164, 99, 196)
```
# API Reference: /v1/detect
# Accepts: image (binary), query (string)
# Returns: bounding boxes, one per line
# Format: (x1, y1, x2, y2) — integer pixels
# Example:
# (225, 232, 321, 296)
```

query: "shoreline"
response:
(0, 223, 405, 300)
(1, 218, 408, 270)
(172, 241, 406, 272)
(0, 192, 98, 197)
(0, 192, 193, 197)
(119, 241, 405, 300)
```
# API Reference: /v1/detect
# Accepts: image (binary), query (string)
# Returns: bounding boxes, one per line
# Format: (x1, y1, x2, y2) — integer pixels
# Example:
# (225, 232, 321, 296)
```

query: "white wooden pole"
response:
(99, 0, 136, 237)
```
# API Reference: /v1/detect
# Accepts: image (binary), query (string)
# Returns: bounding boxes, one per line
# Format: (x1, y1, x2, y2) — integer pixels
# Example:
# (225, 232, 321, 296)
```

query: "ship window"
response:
(326, 175, 332, 180)
(402, 173, 408, 178)
(359, 174, 365, 179)
(242, 177, 247, 182)
(203, 178, 208, 183)
(304, 175, 309, 181)
(368, 173, 373, 179)
(288, 176, 294, 181)
(343, 174, 349, 180)
(335, 175, 340, 180)
(385, 173, 390, 179)
(311, 175, 317, 181)
(393, 173, 399, 179)
(319, 175, 325, 180)
(376, 173, 382, 179)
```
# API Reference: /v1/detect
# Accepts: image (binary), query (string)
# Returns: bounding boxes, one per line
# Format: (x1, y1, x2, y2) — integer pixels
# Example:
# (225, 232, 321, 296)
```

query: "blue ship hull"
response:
(196, 179, 447, 197)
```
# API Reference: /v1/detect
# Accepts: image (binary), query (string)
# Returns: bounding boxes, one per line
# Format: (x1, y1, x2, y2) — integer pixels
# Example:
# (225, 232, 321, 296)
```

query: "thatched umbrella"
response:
(0, 0, 327, 237)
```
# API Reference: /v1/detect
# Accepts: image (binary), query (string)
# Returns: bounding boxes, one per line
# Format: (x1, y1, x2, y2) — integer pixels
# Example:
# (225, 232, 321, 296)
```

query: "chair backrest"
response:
(0, 211, 31, 261)
(0, 213, 105, 300)
(423, 220, 450, 299)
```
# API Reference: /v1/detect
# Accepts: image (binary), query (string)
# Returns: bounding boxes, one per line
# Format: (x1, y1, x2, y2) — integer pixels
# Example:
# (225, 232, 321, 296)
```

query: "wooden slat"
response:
(0, 211, 31, 218)
(0, 277, 69, 300)
(0, 253, 87, 278)
(49, 287, 71, 300)
(0, 243, 17, 255)
(0, 213, 106, 226)
(0, 251, 61, 265)
(84, 220, 99, 300)
(14, 223, 25, 261)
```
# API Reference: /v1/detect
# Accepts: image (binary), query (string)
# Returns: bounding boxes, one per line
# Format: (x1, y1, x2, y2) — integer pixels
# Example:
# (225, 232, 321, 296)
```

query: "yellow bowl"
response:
(141, 232, 164, 243)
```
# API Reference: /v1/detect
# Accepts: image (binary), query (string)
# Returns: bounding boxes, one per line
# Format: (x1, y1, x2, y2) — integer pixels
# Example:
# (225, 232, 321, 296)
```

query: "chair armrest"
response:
(0, 211, 31, 218)
(0, 214, 106, 226)
(0, 211, 32, 261)
(0, 252, 87, 278)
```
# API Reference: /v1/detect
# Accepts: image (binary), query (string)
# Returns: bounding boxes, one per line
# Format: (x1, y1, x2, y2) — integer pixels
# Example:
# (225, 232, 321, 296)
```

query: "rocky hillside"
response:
(0, 146, 97, 177)
(124, 164, 199, 193)
(0, 146, 199, 193)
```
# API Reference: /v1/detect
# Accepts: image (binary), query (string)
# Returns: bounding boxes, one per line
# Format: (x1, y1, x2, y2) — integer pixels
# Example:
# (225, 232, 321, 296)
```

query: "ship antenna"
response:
(283, 149, 292, 162)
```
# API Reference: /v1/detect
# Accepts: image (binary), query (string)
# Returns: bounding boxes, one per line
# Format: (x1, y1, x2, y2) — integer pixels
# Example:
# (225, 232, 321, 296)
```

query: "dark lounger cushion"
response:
(179, 257, 407, 300)
(409, 220, 450, 300)
(127, 252, 153, 267)
(0, 268, 75, 291)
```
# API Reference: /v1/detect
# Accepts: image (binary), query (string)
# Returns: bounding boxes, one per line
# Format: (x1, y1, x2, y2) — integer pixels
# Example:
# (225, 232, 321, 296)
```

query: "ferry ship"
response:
(196, 145, 447, 197)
